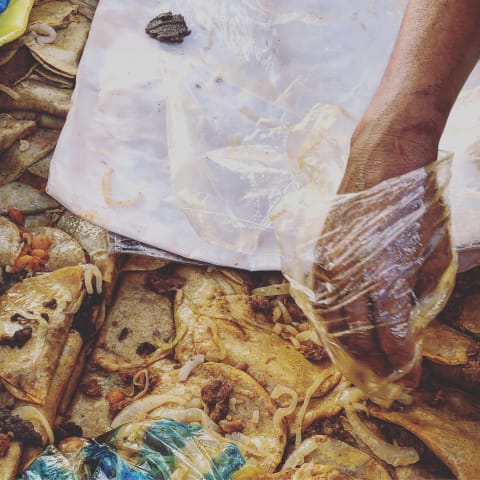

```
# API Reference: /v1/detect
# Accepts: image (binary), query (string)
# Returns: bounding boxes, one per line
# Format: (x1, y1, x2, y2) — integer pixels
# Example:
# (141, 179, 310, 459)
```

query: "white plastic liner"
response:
(48, 0, 480, 270)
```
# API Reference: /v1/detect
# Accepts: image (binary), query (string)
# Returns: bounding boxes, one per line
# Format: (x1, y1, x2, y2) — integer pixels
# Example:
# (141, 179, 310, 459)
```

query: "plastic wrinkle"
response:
(18, 419, 247, 479)
(273, 156, 458, 402)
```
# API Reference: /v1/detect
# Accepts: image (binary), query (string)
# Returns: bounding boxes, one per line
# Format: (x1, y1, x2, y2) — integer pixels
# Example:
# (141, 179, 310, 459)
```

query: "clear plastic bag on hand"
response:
(272, 154, 458, 403)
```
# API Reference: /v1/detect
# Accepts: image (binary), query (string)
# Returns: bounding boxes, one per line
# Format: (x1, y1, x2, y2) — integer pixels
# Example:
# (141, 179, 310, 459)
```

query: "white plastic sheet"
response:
(48, 0, 480, 270)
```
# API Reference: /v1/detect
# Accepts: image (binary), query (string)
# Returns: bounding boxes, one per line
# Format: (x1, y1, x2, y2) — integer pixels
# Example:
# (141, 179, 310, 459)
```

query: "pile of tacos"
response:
(0, 1, 479, 479)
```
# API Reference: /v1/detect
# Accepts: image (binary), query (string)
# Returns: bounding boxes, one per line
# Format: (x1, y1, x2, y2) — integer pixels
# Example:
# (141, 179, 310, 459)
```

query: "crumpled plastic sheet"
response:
(17, 419, 247, 480)
(272, 155, 458, 402)
(47, 0, 480, 270)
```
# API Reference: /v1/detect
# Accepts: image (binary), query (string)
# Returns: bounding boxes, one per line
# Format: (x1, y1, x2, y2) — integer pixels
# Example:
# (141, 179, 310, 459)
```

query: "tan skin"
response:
(317, 1, 480, 395)
(341, 0, 480, 193)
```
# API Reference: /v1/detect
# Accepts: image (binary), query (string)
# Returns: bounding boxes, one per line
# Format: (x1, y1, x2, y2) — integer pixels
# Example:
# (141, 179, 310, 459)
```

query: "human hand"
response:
(310, 126, 456, 401)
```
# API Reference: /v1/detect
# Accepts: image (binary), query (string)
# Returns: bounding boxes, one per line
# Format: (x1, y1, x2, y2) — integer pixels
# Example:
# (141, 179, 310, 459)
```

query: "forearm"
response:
(341, 0, 480, 192)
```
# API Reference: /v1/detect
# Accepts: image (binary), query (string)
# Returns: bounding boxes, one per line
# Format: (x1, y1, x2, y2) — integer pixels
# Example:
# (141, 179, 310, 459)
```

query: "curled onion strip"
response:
(111, 394, 187, 429)
(19, 140, 30, 152)
(83, 264, 103, 294)
(251, 283, 290, 296)
(345, 405, 419, 466)
(282, 437, 318, 470)
(29, 23, 57, 44)
(294, 370, 334, 447)
(342, 388, 419, 467)
(11, 406, 54, 445)
(0, 84, 20, 100)
(271, 384, 298, 433)
(147, 407, 218, 432)
(178, 354, 205, 381)
(275, 299, 294, 324)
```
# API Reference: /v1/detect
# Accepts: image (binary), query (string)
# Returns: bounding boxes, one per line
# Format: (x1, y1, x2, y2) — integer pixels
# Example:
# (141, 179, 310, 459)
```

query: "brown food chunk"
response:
(146, 11, 191, 43)
(0, 433, 10, 457)
(251, 296, 271, 312)
(298, 340, 327, 361)
(136, 342, 157, 356)
(42, 299, 57, 309)
(0, 408, 42, 446)
(79, 378, 103, 398)
(201, 379, 233, 423)
(0, 326, 33, 348)
(146, 270, 186, 294)
(219, 417, 244, 434)
(118, 327, 130, 341)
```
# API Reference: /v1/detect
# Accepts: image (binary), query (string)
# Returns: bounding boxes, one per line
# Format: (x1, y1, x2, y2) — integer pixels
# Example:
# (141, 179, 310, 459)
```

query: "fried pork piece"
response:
(92, 271, 175, 371)
(111, 361, 286, 473)
(174, 266, 339, 401)
(0, 266, 95, 404)
(368, 390, 480, 480)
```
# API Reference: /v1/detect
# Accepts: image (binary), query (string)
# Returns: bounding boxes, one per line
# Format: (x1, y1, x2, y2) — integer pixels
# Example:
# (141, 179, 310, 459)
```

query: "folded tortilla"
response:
(0, 266, 87, 404)
(27, 14, 90, 78)
(0, 113, 35, 152)
(0, 182, 59, 215)
(0, 128, 58, 186)
(0, 80, 71, 117)
(28, 1, 78, 28)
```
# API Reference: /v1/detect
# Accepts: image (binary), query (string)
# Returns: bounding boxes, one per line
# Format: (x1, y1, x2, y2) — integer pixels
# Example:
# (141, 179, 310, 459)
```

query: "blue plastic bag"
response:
(17, 419, 247, 479)
(0, 0, 10, 14)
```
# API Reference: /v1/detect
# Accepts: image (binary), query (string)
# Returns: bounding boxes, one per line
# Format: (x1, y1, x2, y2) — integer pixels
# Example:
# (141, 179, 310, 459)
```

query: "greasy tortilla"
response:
(0, 182, 59, 215)
(458, 294, 480, 334)
(18, 330, 83, 467)
(28, 1, 78, 28)
(30, 226, 86, 271)
(0, 266, 87, 403)
(30, 67, 75, 88)
(0, 217, 21, 267)
(143, 362, 287, 473)
(67, 359, 178, 438)
(368, 391, 480, 480)
(0, 114, 35, 152)
(0, 80, 71, 118)
(422, 320, 478, 366)
(0, 128, 58, 186)
(93, 272, 175, 371)
(27, 151, 51, 179)
(68, 0, 98, 20)
(283, 435, 391, 480)
(28, 14, 90, 78)
(55, 212, 115, 287)
(174, 266, 339, 401)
